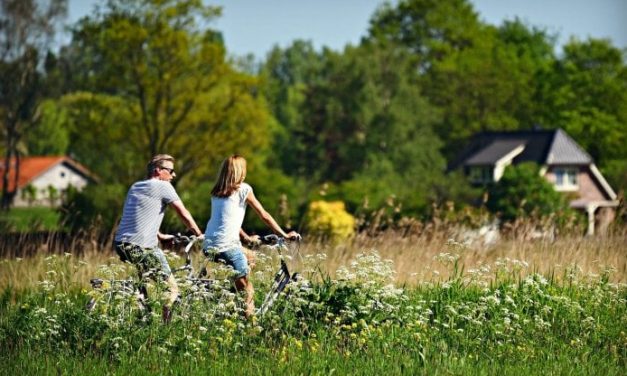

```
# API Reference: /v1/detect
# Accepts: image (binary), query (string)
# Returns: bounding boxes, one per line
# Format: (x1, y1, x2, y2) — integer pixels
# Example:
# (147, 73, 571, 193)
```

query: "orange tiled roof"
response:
(0, 156, 95, 191)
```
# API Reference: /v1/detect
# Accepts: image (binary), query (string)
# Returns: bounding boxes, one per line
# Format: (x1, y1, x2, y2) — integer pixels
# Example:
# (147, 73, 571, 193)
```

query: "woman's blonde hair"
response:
(211, 155, 247, 197)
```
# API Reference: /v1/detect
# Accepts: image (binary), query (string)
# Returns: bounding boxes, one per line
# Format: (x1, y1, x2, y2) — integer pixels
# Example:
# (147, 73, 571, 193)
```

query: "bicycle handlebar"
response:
(262, 234, 302, 244)
(172, 234, 202, 265)
(171, 232, 300, 256)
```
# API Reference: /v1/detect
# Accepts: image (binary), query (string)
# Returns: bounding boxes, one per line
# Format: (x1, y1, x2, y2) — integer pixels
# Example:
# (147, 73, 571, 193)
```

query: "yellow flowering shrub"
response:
(304, 200, 355, 242)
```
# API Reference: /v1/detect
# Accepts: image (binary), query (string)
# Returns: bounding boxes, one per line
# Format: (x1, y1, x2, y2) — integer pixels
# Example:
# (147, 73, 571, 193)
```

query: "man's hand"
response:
(240, 228, 260, 246)
(285, 231, 301, 241)
(158, 233, 176, 248)
(158, 233, 175, 241)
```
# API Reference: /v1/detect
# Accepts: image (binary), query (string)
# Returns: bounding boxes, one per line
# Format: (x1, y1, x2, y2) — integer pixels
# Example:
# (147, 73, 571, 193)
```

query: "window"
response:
(554, 167, 578, 190)
(60, 172, 66, 178)
(468, 166, 493, 184)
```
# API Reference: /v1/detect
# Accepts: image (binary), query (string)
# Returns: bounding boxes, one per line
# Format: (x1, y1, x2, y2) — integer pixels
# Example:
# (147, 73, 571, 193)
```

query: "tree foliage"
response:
(261, 40, 445, 215)
(59, 0, 272, 187)
(4, 0, 626, 232)
(547, 39, 627, 188)
(25, 99, 70, 155)
(0, 0, 67, 209)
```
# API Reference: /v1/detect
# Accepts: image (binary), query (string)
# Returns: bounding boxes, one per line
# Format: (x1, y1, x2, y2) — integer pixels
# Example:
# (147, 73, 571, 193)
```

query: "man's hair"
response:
(147, 154, 175, 178)
(211, 155, 247, 197)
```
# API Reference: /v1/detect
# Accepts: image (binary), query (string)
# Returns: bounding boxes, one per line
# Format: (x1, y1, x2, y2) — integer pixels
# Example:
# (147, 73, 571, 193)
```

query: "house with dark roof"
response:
(0, 156, 97, 207)
(449, 128, 619, 235)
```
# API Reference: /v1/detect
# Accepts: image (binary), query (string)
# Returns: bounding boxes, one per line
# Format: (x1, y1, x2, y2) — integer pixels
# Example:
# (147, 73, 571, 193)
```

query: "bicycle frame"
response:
(171, 235, 218, 298)
(255, 234, 301, 317)
(86, 276, 149, 314)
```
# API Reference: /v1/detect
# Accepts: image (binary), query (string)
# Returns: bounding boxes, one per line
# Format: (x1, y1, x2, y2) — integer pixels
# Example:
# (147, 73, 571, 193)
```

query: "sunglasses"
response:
(159, 166, 175, 174)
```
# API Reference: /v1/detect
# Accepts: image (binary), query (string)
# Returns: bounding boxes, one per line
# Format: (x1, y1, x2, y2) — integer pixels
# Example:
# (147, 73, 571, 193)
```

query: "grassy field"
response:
(2, 229, 626, 291)
(0, 207, 61, 232)
(1, 231, 626, 374)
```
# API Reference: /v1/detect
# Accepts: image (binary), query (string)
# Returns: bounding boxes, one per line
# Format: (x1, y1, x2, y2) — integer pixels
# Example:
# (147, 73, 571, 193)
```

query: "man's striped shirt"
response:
(114, 179, 180, 248)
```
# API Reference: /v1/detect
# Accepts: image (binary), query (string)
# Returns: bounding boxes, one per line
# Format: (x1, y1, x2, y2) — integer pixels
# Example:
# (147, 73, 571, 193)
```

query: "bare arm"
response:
(170, 200, 203, 237)
(157, 232, 174, 241)
(246, 191, 298, 239)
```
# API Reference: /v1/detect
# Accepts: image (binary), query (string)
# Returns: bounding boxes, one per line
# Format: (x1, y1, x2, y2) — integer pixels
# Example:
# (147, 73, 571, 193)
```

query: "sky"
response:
(67, 0, 627, 59)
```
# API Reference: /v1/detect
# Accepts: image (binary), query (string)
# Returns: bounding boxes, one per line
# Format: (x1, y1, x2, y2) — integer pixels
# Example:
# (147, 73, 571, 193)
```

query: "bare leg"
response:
(162, 274, 179, 324)
(165, 274, 179, 306)
(243, 248, 256, 270)
(234, 275, 254, 318)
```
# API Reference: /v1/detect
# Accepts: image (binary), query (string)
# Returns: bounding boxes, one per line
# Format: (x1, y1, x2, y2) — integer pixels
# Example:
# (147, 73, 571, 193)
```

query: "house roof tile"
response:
(546, 129, 593, 164)
(448, 128, 592, 170)
(465, 140, 526, 165)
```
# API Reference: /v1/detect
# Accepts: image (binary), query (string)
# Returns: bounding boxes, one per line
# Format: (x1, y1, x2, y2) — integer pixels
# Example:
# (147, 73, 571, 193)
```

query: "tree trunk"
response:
(1, 148, 16, 211)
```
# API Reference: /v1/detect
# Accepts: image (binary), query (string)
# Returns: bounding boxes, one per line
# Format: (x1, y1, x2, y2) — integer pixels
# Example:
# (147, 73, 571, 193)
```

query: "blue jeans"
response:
(205, 247, 249, 279)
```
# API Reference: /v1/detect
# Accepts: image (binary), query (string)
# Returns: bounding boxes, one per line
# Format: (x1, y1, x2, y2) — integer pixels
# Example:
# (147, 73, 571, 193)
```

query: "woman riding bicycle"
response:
(202, 155, 300, 318)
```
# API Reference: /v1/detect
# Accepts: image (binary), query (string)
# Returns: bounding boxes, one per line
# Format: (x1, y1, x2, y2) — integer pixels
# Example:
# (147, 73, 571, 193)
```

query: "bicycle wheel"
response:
(85, 279, 149, 323)
(176, 278, 238, 320)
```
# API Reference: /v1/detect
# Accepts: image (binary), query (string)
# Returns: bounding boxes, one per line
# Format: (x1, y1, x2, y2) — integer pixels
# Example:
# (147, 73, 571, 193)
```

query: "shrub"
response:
(60, 184, 126, 232)
(486, 163, 573, 224)
(304, 200, 355, 242)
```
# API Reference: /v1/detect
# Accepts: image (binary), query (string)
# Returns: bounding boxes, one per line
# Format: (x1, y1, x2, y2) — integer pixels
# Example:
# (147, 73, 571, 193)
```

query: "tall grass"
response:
(314, 230, 627, 285)
(2, 228, 626, 293)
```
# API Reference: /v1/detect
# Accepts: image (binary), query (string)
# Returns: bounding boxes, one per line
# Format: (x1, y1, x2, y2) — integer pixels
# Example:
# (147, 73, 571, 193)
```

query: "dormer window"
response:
(468, 166, 493, 184)
(554, 167, 578, 191)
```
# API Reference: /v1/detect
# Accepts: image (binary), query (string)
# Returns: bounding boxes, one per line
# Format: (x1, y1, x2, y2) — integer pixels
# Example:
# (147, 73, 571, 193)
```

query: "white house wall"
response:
(494, 145, 525, 182)
(13, 163, 90, 207)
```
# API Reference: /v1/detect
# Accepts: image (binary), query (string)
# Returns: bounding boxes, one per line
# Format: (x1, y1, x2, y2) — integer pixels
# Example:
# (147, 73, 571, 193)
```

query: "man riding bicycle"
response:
(113, 154, 204, 323)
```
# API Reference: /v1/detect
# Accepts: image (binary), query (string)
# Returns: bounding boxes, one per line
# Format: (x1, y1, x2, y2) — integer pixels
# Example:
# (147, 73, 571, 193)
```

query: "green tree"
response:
(547, 38, 627, 190)
(60, 0, 272, 187)
(60, 183, 126, 232)
(25, 99, 70, 155)
(262, 40, 445, 215)
(367, 0, 484, 72)
(46, 184, 58, 207)
(425, 23, 559, 154)
(259, 41, 324, 178)
(336, 41, 445, 213)
(367, 1, 559, 159)
(0, 0, 67, 209)
(20, 184, 37, 206)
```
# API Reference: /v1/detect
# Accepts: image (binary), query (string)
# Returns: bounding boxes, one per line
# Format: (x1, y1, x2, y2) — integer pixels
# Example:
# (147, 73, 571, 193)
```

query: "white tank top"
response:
(202, 183, 252, 252)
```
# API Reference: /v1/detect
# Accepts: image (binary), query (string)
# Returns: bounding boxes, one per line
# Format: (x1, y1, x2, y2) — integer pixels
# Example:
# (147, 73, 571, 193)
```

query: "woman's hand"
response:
(246, 234, 261, 246)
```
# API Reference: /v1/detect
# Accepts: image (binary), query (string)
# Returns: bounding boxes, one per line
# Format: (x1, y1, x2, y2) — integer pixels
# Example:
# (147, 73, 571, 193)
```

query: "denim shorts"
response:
(205, 247, 249, 279)
(114, 242, 172, 278)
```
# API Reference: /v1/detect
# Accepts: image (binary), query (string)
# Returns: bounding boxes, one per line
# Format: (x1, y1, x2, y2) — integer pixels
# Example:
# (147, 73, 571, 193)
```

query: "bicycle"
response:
(169, 234, 241, 319)
(85, 233, 304, 321)
(254, 234, 303, 317)
(172, 233, 304, 318)
(85, 275, 151, 324)
(85, 250, 171, 321)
